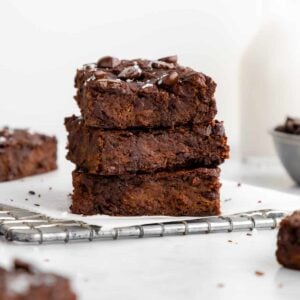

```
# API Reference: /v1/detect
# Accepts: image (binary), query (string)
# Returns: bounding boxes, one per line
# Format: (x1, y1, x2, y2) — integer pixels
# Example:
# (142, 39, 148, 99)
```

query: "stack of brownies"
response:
(65, 55, 229, 216)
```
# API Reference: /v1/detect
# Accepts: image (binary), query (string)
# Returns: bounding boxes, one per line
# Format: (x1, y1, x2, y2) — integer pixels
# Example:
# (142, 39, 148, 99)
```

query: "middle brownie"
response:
(65, 115, 229, 175)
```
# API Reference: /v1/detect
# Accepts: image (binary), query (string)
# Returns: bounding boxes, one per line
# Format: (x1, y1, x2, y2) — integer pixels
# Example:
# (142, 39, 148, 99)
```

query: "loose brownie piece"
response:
(65, 116, 229, 175)
(74, 55, 217, 129)
(275, 117, 300, 135)
(0, 260, 77, 300)
(0, 128, 57, 182)
(70, 167, 221, 216)
(276, 211, 300, 270)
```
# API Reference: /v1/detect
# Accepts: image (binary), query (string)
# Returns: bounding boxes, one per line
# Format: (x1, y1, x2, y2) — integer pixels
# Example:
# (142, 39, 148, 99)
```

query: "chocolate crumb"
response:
(257, 200, 262, 203)
(28, 190, 35, 195)
(246, 233, 252, 236)
(237, 182, 242, 187)
(10, 199, 13, 202)
(34, 204, 40, 207)
(228, 240, 233, 243)
(38, 194, 41, 198)
(224, 198, 232, 202)
(49, 187, 53, 190)
(25, 198, 28, 201)
(255, 271, 264, 276)
(217, 283, 225, 288)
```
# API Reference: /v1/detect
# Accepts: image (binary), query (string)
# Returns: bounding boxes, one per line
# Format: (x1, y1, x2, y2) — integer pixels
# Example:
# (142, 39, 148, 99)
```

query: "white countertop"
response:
(0, 158, 300, 300)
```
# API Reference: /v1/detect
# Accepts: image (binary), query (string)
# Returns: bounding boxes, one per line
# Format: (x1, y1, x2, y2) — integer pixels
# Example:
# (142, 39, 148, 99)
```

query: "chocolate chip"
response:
(94, 70, 109, 79)
(97, 56, 120, 68)
(159, 71, 179, 86)
(158, 55, 178, 64)
(118, 65, 142, 80)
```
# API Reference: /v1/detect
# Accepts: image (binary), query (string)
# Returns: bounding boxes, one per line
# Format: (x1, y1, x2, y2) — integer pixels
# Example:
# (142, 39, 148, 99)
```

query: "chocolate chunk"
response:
(94, 70, 109, 79)
(159, 71, 179, 86)
(152, 60, 175, 69)
(158, 55, 178, 64)
(118, 65, 142, 80)
(97, 56, 120, 68)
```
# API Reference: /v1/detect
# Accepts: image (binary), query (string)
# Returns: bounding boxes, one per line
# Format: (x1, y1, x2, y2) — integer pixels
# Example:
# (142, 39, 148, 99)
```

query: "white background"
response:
(0, 0, 265, 157)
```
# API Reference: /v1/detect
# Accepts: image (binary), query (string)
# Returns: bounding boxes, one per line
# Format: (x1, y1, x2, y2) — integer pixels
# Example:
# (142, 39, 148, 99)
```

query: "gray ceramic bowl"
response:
(271, 129, 300, 185)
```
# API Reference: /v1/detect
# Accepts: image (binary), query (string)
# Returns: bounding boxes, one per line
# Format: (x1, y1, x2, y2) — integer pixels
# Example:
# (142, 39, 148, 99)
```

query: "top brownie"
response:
(75, 55, 217, 129)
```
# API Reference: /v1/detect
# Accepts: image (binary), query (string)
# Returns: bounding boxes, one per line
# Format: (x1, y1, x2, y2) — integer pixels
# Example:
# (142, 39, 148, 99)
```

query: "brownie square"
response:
(65, 116, 229, 175)
(74, 55, 217, 129)
(0, 128, 57, 182)
(0, 260, 76, 300)
(276, 211, 300, 270)
(71, 167, 221, 216)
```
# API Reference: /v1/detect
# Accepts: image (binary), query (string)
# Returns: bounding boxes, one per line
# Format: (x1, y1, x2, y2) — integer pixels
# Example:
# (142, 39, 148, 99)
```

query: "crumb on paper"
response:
(28, 190, 35, 195)
(237, 182, 242, 187)
(278, 283, 283, 288)
(255, 271, 264, 276)
(257, 200, 262, 204)
(38, 194, 41, 198)
(217, 283, 225, 288)
(25, 198, 28, 201)
(246, 233, 252, 236)
(34, 203, 40, 207)
(224, 198, 232, 202)
(228, 240, 233, 243)
(49, 187, 53, 190)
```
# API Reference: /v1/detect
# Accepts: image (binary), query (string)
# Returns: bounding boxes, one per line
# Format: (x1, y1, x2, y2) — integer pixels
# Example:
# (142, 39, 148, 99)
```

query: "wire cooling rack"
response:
(0, 203, 287, 244)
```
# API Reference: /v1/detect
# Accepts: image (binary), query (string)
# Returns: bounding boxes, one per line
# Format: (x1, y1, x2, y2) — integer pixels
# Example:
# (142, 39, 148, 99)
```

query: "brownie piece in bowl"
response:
(271, 117, 300, 185)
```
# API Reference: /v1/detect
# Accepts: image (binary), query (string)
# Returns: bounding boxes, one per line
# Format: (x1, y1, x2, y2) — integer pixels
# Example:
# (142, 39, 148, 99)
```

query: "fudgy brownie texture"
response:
(275, 117, 300, 135)
(0, 260, 76, 300)
(74, 55, 217, 129)
(65, 116, 229, 175)
(276, 211, 300, 270)
(0, 128, 57, 182)
(71, 167, 221, 216)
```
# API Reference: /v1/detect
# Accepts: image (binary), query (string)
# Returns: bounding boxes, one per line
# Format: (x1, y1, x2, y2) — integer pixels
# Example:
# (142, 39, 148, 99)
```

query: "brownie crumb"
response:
(25, 198, 28, 201)
(228, 240, 233, 243)
(10, 199, 13, 202)
(255, 271, 264, 276)
(257, 200, 262, 204)
(28, 190, 36, 195)
(49, 187, 53, 190)
(34, 203, 40, 207)
(237, 182, 242, 187)
(224, 198, 232, 202)
(38, 194, 41, 198)
(246, 233, 252, 236)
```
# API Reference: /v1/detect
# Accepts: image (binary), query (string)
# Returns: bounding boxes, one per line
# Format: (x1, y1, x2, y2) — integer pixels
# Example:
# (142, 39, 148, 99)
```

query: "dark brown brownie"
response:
(275, 117, 300, 135)
(0, 128, 57, 182)
(71, 167, 221, 216)
(74, 55, 217, 129)
(0, 260, 76, 300)
(276, 211, 300, 270)
(65, 115, 229, 175)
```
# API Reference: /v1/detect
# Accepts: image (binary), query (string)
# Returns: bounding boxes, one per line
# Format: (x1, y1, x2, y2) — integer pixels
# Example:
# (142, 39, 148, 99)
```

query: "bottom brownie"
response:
(276, 211, 300, 270)
(71, 167, 221, 216)
(0, 260, 76, 300)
